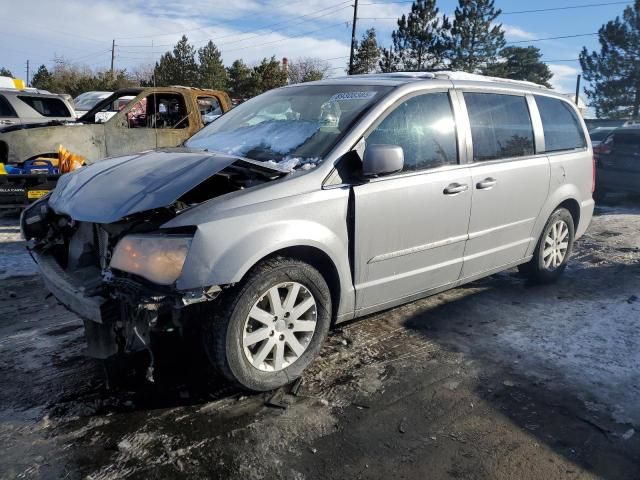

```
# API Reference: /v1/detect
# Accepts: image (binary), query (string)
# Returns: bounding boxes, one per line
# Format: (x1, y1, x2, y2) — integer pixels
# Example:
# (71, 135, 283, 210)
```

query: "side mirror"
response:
(363, 144, 404, 177)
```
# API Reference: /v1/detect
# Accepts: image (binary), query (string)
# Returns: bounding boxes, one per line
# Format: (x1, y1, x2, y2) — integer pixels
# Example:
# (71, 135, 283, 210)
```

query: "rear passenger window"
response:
(535, 95, 586, 152)
(366, 92, 457, 172)
(18, 96, 71, 117)
(0, 95, 16, 117)
(464, 93, 534, 161)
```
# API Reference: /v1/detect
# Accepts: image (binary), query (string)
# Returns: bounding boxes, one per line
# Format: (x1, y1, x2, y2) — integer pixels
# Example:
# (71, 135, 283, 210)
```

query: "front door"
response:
(460, 92, 550, 278)
(105, 92, 191, 157)
(353, 91, 472, 312)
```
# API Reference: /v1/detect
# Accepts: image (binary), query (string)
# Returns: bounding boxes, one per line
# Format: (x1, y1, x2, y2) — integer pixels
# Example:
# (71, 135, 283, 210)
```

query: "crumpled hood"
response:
(48, 148, 249, 223)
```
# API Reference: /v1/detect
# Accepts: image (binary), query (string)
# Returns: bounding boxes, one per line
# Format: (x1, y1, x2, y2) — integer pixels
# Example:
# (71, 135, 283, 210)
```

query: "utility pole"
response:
(25, 60, 29, 87)
(348, 0, 359, 75)
(574, 74, 581, 106)
(110, 39, 116, 78)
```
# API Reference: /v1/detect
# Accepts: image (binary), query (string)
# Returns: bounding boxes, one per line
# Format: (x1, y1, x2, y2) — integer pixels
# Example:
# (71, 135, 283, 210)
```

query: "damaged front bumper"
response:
(32, 246, 221, 359)
(33, 251, 110, 323)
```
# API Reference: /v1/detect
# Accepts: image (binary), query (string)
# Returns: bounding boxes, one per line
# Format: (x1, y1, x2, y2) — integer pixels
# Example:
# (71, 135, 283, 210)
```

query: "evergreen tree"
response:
(153, 35, 198, 87)
(379, 47, 400, 73)
(351, 28, 381, 74)
(227, 59, 253, 99)
(198, 41, 228, 90)
(483, 46, 553, 87)
(448, 0, 505, 72)
(251, 56, 287, 96)
(390, 0, 450, 71)
(580, 0, 640, 119)
(0, 67, 12, 77)
(31, 65, 52, 90)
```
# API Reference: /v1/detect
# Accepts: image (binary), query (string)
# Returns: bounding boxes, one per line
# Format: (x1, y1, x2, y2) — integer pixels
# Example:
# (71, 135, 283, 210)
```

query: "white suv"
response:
(0, 89, 76, 128)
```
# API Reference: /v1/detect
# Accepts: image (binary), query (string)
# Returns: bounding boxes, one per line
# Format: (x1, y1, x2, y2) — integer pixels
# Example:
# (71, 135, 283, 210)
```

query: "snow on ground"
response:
(0, 217, 36, 280)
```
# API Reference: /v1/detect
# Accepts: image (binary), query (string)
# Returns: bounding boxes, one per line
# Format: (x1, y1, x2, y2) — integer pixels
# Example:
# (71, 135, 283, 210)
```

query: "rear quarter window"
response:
(18, 95, 71, 117)
(0, 95, 17, 117)
(535, 95, 587, 152)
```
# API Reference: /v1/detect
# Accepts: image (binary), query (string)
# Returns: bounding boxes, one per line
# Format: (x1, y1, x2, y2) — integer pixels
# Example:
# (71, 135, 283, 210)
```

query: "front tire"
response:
(519, 207, 575, 284)
(204, 257, 332, 391)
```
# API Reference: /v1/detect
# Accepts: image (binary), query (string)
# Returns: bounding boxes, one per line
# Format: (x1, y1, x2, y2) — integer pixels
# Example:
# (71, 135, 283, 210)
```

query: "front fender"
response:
(174, 188, 355, 316)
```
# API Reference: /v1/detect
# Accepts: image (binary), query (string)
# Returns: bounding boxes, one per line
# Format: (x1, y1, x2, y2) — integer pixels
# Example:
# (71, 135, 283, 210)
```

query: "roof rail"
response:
(346, 71, 549, 89)
(432, 71, 549, 89)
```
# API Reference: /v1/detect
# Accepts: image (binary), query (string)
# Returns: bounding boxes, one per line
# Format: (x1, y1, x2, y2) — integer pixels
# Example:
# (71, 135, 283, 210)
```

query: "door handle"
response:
(443, 183, 469, 195)
(0, 120, 15, 125)
(476, 178, 497, 190)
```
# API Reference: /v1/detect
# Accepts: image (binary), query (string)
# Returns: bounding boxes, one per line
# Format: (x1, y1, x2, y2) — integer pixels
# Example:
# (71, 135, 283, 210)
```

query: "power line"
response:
(115, 0, 349, 41)
(117, 1, 352, 48)
(502, 1, 629, 15)
(507, 33, 598, 44)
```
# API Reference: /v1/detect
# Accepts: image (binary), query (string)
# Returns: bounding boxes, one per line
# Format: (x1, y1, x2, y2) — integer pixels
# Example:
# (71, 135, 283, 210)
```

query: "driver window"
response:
(127, 93, 189, 129)
(366, 92, 458, 172)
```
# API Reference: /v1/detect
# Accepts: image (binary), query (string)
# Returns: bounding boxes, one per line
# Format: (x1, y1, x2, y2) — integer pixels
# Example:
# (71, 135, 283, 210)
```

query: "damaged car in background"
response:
(22, 74, 595, 391)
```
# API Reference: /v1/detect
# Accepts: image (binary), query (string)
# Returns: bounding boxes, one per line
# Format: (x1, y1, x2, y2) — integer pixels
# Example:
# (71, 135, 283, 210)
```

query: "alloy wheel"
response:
(543, 220, 570, 270)
(242, 282, 317, 372)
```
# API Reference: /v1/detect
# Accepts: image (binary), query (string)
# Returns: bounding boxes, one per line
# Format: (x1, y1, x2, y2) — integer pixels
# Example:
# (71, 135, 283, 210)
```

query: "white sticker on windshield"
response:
(329, 91, 377, 102)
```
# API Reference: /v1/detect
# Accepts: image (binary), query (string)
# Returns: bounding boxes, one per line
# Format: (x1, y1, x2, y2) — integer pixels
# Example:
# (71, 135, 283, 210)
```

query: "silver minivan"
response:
(22, 72, 594, 391)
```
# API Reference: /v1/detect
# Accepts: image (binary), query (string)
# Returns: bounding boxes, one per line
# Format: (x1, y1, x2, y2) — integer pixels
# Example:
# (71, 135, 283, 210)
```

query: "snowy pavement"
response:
(0, 216, 36, 280)
(0, 201, 639, 479)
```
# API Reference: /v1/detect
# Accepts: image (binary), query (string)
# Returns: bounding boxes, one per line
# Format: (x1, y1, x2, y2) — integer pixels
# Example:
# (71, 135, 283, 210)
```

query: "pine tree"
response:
(153, 35, 199, 87)
(351, 28, 381, 74)
(31, 65, 52, 90)
(580, 0, 640, 119)
(0, 67, 12, 77)
(251, 56, 287, 96)
(198, 41, 228, 90)
(390, 0, 450, 71)
(448, 0, 505, 72)
(227, 59, 253, 99)
(379, 47, 400, 73)
(483, 46, 553, 87)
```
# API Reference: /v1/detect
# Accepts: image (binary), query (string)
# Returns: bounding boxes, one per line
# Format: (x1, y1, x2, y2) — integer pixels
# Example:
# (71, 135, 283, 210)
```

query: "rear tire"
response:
(518, 207, 575, 284)
(204, 257, 332, 391)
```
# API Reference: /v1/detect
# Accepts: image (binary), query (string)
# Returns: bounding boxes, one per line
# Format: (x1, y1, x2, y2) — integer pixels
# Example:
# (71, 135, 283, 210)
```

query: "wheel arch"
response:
(557, 198, 581, 231)
(526, 187, 583, 258)
(249, 245, 342, 322)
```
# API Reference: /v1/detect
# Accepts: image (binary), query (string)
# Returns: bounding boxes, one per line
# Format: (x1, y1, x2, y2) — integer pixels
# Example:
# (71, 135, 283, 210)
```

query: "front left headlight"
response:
(110, 235, 192, 286)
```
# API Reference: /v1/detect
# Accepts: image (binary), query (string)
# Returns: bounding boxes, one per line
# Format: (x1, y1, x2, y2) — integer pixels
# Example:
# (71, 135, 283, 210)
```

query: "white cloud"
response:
(548, 63, 581, 93)
(502, 24, 537, 41)
(2, 0, 355, 79)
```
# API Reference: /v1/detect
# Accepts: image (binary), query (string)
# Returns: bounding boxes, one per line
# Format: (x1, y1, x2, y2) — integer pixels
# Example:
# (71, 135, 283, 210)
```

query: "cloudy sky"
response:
(0, 0, 631, 101)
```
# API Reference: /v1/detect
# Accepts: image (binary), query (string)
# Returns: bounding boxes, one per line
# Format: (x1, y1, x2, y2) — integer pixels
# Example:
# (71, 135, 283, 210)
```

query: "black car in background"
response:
(594, 126, 640, 201)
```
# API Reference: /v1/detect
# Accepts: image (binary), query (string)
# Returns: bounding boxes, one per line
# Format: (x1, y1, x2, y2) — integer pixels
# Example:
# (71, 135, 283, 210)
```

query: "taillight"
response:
(593, 143, 611, 155)
(592, 154, 596, 193)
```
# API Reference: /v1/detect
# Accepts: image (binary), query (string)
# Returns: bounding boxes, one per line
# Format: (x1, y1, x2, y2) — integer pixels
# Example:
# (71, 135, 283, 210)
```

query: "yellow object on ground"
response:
(57, 145, 85, 173)
(0, 163, 6, 175)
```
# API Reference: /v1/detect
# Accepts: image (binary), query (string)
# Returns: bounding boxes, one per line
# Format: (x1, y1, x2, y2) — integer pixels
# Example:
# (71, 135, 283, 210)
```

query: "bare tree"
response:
(287, 57, 330, 84)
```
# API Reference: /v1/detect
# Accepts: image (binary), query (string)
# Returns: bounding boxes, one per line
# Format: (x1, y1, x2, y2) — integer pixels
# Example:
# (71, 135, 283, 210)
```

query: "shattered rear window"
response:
(185, 84, 391, 170)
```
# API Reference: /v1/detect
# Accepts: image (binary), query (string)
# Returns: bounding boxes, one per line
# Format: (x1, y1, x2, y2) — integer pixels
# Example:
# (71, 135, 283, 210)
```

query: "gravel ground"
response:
(0, 200, 639, 479)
